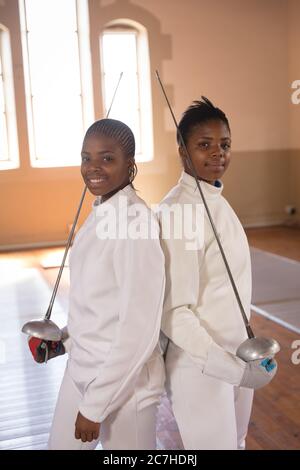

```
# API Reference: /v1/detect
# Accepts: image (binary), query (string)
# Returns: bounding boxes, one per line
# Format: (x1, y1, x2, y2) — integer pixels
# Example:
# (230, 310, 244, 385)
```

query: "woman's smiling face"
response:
(180, 119, 231, 184)
(81, 134, 132, 199)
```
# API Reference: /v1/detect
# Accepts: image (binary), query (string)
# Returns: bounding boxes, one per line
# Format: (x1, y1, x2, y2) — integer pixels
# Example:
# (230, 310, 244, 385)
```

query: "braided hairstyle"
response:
(83, 118, 137, 185)
(177, 96, 230, 146)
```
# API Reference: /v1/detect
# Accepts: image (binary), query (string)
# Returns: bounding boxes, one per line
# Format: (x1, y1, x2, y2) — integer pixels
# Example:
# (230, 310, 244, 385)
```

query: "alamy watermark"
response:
(291, 339, 300, 365)
(291, 80, 300, 104)
(95, 196, 204, 251)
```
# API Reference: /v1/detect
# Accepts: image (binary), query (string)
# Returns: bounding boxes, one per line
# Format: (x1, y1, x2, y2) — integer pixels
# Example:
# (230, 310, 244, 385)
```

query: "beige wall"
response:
(288, 0, 300, 148)
(134, 0, 290, 152)
(0, 0, 298, 248)
(223, 149, 291, 226)
(288, 0, 300, 221)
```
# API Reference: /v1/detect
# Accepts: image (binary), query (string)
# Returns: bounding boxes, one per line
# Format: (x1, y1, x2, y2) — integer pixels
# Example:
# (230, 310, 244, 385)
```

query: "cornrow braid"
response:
(177, 96, 230, 145)
(84, 118, 135, 159)
(83, 118, 137, 186)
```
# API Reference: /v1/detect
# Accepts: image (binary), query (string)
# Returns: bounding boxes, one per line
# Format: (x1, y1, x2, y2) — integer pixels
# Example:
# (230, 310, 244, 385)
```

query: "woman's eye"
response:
(199, 142, 209, 149)
(222, 143, 231, 150)
(103, 155, 113, 162)
(81, 156, 89, 163)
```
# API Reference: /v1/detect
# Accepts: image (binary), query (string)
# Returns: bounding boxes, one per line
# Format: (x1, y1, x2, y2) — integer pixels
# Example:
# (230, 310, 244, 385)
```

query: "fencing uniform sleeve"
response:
(61, 326, 72, 353)
(160, 216, 246, 386)
(78, 219, 165, 423)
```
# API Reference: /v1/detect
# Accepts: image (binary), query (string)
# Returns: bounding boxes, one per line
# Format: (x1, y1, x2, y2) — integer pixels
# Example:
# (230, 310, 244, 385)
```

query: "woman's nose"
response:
(211, 144, 223, 157)
(87, 161, 103, 172)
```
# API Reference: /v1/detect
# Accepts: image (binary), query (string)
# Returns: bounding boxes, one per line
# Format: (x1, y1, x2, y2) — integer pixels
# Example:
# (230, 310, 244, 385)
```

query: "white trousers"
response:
(165, 342, 254, 450)
(48, 354, 165, 450)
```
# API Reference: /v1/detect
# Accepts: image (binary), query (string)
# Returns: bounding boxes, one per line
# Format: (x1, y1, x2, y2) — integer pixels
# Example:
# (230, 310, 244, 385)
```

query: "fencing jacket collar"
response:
(92, 184, 135, 209)
(179, 171, 223, 200)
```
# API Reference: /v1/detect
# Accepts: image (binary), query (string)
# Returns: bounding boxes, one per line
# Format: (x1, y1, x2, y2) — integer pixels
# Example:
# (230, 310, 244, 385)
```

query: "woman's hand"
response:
(75, 412, 100, 442)
(28, 337, 65, 363)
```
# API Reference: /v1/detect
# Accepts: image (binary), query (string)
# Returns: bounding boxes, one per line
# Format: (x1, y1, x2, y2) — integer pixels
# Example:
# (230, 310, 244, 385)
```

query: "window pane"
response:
(32, 95, 83, 164)
(101, 32, 141, 154)
(23, 0, 83, 166)
(102, 33, 137, 75)
(0, 46, 9, 161)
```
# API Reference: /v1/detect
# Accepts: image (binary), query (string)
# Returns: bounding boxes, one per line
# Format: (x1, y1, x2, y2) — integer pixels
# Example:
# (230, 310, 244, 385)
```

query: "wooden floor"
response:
(244, 226, 300, 450)
(0, 226, 300, 450)
(246, 226, 300, 262)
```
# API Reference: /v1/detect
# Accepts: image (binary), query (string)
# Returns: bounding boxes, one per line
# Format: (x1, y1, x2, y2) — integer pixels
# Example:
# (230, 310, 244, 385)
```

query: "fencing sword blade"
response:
(106, 72, 123, 117)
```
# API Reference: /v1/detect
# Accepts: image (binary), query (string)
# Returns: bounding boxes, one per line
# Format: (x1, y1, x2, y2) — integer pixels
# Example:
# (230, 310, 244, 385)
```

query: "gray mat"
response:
(0, 266, 68, 450)
(250, 248, 300, 334)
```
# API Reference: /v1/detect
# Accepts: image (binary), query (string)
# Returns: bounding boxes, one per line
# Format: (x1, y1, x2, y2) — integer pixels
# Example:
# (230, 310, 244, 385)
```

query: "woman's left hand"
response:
(75, 412, 100, 442)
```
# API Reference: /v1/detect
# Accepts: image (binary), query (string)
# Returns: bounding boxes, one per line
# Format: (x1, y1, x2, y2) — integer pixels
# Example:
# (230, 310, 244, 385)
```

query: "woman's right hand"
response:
(239, 357, 277, 389)
(28, 336, 65, 363)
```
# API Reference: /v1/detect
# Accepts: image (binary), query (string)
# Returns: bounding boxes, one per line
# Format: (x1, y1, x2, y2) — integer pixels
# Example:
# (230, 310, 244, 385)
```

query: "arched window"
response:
(100, 21, 153, 162)
(0, 26, 19, 170)
(19, 0, 94, 167)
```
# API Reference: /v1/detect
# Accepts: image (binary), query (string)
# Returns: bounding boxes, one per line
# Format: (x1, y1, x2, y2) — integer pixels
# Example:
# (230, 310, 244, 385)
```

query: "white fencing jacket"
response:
(65, 185, 165, 423)
(158, 171, 252, 385)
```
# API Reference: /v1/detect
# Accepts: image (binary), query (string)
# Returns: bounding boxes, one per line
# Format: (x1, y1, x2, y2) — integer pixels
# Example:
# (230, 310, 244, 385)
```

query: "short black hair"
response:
(177, 96, 230, 145)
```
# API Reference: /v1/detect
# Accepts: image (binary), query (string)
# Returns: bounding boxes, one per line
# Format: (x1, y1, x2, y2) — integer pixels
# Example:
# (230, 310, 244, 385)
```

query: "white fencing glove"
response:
(239, 357, 277, 390)
(200, 342, 278, 389)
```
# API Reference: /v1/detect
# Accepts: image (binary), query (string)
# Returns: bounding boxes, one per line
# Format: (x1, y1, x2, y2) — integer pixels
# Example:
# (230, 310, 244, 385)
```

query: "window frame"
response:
(19, 0, 94, 168)
(100, 21, 154, 163)
(0, 25, 19, 171)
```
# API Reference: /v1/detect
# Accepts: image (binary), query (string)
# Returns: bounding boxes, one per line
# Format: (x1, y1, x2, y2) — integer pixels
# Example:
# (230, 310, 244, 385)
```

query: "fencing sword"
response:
(156, 70, 280, 362)
(21, 72, 123, 342)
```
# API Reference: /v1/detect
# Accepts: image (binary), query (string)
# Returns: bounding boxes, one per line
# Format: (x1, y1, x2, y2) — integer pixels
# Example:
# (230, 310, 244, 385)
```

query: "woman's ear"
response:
(127, 157, 136, 183)
(128, 157, 134, 170)
(179, 146, 190, 170)
(178, 145, 185, 160)
(178, 145, 191, 171)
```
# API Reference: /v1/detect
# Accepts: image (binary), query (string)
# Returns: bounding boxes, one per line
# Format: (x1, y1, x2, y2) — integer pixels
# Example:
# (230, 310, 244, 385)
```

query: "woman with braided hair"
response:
(29, 118, 165, 450)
